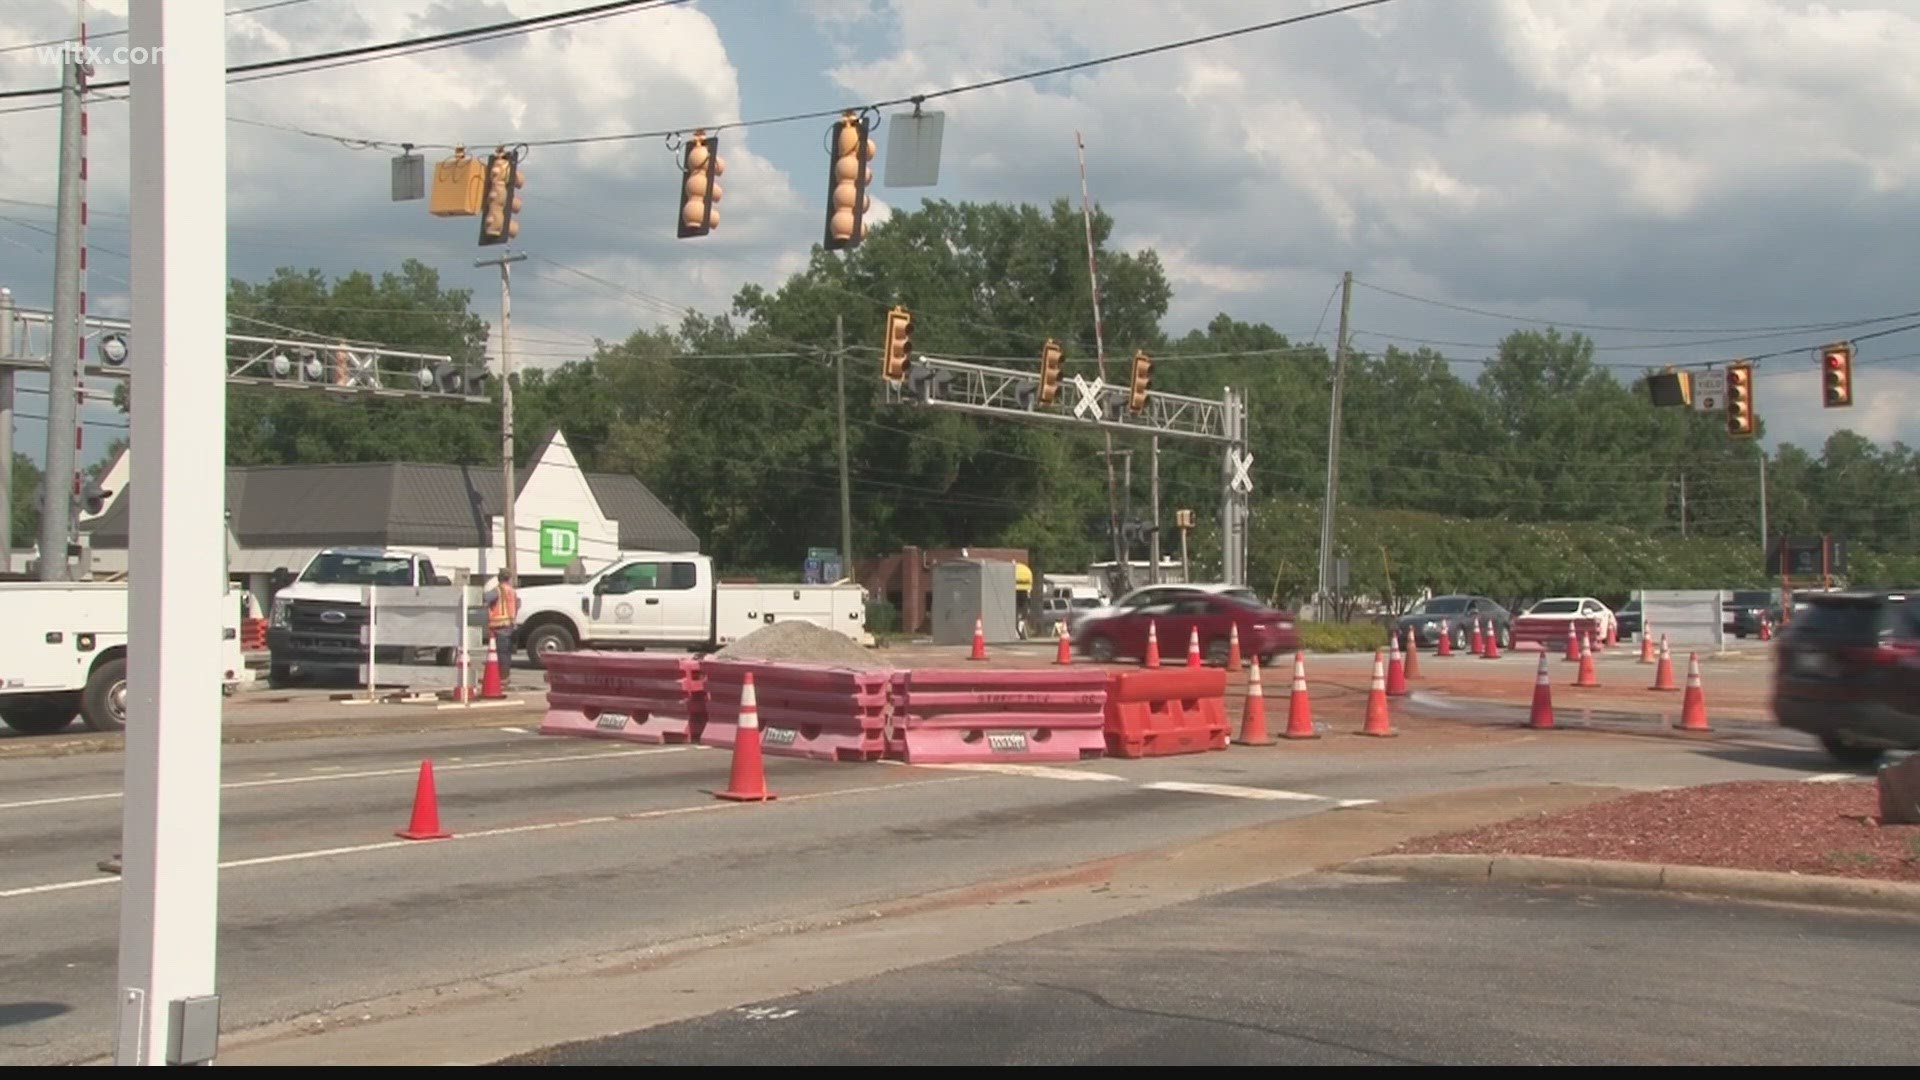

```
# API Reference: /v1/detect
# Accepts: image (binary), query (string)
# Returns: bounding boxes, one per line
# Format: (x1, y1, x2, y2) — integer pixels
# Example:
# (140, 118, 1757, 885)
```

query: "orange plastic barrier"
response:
(1103, 668, 1229, 759)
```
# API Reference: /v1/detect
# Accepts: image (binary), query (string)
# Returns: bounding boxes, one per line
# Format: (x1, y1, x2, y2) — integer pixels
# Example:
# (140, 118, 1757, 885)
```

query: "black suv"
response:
(1772, 590, 1920, 765)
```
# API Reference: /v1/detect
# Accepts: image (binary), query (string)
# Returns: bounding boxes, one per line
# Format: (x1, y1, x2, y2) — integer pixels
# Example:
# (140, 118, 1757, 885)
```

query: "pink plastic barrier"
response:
(887, 668, 1109, 764)
(1512, 617, 1607, 652)
(540, 652, 705, 745)
(699, 659, 891, 762)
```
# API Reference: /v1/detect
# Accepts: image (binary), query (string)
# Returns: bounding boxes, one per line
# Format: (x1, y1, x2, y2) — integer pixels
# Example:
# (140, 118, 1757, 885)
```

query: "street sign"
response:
(1693, 369, 1727, 413)
(1765, 535, 1848, 577)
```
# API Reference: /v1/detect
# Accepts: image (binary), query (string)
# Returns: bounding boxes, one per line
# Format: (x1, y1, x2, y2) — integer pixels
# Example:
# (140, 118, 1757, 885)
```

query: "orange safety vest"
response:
(489, 582, 519, 630)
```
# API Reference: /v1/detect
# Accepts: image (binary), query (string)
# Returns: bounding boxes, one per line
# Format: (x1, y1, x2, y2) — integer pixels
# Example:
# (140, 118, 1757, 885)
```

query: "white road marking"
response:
(1804, 772, 1855, 784)
(0, 775, 977, 901)
(906, 762, 1128, 783)
(498, 726, 530, 735)
(0, 746, 688, 812)
(1142, 780, 1340, 803)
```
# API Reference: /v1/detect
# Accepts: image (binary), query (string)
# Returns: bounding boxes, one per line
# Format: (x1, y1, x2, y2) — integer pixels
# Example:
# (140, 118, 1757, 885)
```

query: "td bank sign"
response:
(538, 519, 580, 567)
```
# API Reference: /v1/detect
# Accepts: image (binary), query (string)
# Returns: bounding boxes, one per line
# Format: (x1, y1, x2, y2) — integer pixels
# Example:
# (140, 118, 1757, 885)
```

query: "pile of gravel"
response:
(712, 620, 880, 666)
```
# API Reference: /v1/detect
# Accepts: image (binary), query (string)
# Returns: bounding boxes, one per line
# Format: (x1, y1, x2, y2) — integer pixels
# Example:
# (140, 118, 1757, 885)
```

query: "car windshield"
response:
(1528, 600, 1581, 615)
(303, 553, 412, 586)
(1730, 591, 1773, 606)
(1413, 597, 1470, 614)
(1071, 598, 1101, 609)
(1223, 588, 1260, 605)
(1621, 599, 1639, 612)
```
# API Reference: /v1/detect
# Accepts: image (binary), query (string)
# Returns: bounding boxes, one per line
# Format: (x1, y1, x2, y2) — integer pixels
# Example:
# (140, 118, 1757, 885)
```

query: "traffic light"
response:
(676, 131, 724, 238)
(1646, 368, 1691, 407)
(825, 112, 875, 250)
(1820, 341, 1854, 408)
(429, 147, 484, 216)
(1725, 360, 1755, 439)
(477, 147, 523, 246)
(1127, 350, 1152, 413)
(78, 478, 113, 516)
(1037, 339, 1064, 405)
(882, 306, 914, 383)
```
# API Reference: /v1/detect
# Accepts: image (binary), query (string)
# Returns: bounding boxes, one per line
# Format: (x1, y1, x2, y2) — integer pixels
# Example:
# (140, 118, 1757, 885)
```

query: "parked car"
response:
(1723, 589, 1783, 638)
(1073, 592, 1298, 666)
(1392, 594, 1513, 651)
(1772, 589, 1920, 766)
(1037, 595, 1103, 633)
(1615, 597, 1642, 639)
(1067, 582, 1260, 635)
(1512, 596, 1617, 648)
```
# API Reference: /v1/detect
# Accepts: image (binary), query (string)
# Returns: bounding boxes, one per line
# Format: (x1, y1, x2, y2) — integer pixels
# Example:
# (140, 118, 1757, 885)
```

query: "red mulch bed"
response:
(1396, 780, 1920, 883)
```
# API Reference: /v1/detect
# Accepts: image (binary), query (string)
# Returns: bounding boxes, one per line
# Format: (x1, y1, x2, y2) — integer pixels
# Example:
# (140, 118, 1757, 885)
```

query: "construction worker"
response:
(484, 569, 519, 685)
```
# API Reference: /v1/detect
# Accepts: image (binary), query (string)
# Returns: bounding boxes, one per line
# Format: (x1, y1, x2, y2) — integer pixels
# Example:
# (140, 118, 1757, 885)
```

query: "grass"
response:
(1297, 621, 1389, 653)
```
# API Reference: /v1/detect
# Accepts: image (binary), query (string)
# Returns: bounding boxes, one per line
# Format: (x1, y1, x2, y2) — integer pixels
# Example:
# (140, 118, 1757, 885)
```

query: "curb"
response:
(1342, 853, 1920, 916)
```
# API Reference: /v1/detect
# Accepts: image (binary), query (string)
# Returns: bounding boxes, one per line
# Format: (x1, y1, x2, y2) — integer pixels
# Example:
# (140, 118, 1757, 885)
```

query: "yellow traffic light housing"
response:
(1037, 339, 1064, 406)
(825, 112, 876, 251)
(429, 147, 484, 216)
(882, 306, 914, 383)
(1127, 350, 1152, 413)
(1725, 361, 1755, 439)
(676, 131, 724, 239)
(1820, 342, 1854, 408)
(478, 147, 523, 247)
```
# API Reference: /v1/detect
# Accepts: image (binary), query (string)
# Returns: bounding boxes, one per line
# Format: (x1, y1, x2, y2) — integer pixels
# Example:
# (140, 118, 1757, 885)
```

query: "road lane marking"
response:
(0, 775, 977, 901)
(902, 762, 1128, 783)
(1804, 772, 1855, 783)
(498, 726, 530, 734)
(1141, 780, 1375, 807)
(0, 746, 689, 812)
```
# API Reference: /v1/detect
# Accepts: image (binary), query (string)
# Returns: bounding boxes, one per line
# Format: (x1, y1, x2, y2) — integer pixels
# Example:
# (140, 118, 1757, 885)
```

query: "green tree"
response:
(10, 452, 40, 548)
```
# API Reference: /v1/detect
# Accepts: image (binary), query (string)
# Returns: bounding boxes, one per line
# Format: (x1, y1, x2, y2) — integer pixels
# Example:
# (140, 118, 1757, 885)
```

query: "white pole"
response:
(364, 585, 378, 702)
(118, 2, 225, 1065)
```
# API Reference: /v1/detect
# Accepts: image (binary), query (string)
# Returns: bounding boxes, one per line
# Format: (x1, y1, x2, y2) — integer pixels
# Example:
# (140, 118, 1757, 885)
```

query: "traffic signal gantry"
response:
(825, 111, 877, 251)
(676, 130, 725, 239)
(1725, 360, 1755, 439)
(1820, 341, 1854, 408)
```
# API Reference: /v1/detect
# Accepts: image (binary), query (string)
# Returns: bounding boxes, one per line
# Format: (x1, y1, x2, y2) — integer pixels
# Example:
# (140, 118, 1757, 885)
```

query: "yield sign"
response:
(1071, 375, 1106, 420)
(1229, 449, 1254, 494)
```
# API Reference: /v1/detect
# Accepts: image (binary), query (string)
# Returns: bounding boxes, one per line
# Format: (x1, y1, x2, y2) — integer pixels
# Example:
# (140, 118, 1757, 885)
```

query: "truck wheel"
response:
(524, 623, 577, 668)
(1, 704, 78, 736)
(81, 658, 129, 733)
(1818, 736, 1884, 768)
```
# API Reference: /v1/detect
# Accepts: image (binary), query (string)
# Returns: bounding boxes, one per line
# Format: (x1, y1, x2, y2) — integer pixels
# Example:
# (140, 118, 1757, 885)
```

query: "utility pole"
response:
(1, 286, 14, 569)
(475, 250, 527, 581)
(1148, 436, 1161, 584)
(1314, 271, 1353, 619)
(1075, 132, 1128, 595)
(39, 53, 86, 581)
(1758, 450, 1769, 554)
(117, 2, 226, 1064)
(834, 314, 853, 575)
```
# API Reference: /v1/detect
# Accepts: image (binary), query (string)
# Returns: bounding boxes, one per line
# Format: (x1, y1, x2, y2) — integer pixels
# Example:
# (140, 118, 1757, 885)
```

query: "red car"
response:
(1073, 592, 1299, 666)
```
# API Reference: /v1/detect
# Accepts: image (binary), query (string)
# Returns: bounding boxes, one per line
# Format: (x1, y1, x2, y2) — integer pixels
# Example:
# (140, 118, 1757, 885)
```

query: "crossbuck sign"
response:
(1229, 449, 1254, 494)
(1071, 374, 1106, 420)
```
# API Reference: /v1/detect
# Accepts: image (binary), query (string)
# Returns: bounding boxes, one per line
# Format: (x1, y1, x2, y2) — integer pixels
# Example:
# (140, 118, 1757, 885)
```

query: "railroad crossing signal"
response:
(882, 306, 913, 383)
(676, 131, 724, 238)
(825, 112, 876, 250)
(1127, 350, 1153, 413)
(1725, 360, 1755, 439)
(1820, 342, 1854, 408)
(477, 147, 523, 246)
(1037, 339, 1064, 406)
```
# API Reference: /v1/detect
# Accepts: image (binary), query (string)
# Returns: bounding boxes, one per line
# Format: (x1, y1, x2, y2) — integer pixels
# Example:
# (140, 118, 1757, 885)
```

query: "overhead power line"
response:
(0, 0, 689, 100)
(1352, 278, 1920, 337)
(0, 0, 320, 57)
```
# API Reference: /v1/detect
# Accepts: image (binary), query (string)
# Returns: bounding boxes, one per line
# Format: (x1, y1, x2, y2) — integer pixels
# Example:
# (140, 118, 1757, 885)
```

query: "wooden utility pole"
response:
(1314, 271, 1353, 618)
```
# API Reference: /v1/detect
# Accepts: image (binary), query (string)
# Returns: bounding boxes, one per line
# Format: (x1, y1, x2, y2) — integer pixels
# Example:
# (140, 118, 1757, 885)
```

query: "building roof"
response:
(84, 460, 699, 553)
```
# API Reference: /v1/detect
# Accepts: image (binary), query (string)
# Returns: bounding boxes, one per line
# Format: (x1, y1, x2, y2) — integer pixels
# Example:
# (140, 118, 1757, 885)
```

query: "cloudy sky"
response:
(3, 0, 1919, 467)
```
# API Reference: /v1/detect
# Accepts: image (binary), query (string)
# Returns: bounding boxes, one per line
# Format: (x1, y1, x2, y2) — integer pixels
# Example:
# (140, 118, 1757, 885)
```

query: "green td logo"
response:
(538, 519, 580, 567)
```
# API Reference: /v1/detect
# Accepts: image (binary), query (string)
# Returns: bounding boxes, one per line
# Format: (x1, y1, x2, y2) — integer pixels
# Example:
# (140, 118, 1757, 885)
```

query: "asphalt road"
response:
(0, 649, 1832, 1065)
(509, 877, 1920, 1066)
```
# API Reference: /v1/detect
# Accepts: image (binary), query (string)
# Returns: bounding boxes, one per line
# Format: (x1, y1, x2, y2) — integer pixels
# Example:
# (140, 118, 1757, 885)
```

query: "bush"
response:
(1297, 620, 1388, 653)
(864, 597, 900, 634)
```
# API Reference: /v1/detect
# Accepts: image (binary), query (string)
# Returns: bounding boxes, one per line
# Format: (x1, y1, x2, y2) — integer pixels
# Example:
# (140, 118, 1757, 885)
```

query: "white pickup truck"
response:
(0, 581, 246, 735)
(514, 553, 869, 665)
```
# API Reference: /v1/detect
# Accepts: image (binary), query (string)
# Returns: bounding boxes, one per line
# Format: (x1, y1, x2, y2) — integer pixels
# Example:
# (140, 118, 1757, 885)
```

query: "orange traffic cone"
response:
(1677, 653, 1711, 733)
(1226, 623, 1243, 673)
(480, 646, 504, 699)
(1234, 657, 1274, 746)
(1527, 653, 1555, 730)
(1651, 635, 1677, 691)
(1481, 620, 1502, 660)
(1639, 624, 1656, 664)
(1054, 621, 1073, 665)
(1468, 620, 1484, 655)
(1385, 638, 1408, 697)
(1283, 652, 1318, 740)
(1606, 617, 1619, 648)
(1360, 650, 1396, 737)
(1144, 620, 1162, 668)
(395, 760, 452, 841)
(968, 616, 987, 661)
(1758, 617, 1772, 642)
(1401, 628, 1421, 680)
(1575, 631, 1599, 687)
(716, 674, 776, 802)
(1186, 627, 1203, 668)
(1564, 623, 1581, 662)
(1436, 626, 1454, 657)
